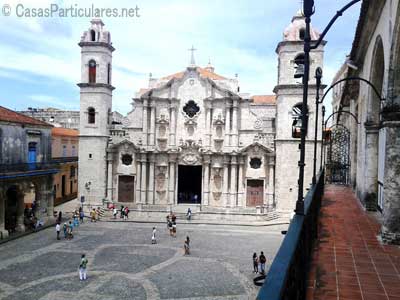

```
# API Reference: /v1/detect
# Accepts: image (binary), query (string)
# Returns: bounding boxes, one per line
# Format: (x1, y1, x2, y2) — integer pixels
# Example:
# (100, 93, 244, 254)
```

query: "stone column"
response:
(232, 100, 239, 147)
(0, 187, 8, 239)
(142, 99, 148, 145)
(149, 102, 156, 146)
(135, 160, 141, 203)
(229, 155, 238, 207)
(381, 120, 400, 244)
(15, 188, 25, 232)
(168, 155, 177, 205)
(268, 155, 275, 208)
(205, 101, 212, 148)
(148, 154, 155, 205)
(140, 153, 147, 204)
(169, 104, 177, 147)
(364, 124, 379, 210)
(237, 156, 246, 207)
(225, 103, 231, 147)
(223, 156, 230, 207)
(203, 155, 211, 206)
(106, 152, 114, 201)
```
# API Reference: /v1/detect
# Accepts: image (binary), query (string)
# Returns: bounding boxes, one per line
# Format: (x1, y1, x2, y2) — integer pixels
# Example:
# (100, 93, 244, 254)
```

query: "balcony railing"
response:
(0, 162, 60, 175)
(51, 156, 78, 163)
(257, 170, 325, 300)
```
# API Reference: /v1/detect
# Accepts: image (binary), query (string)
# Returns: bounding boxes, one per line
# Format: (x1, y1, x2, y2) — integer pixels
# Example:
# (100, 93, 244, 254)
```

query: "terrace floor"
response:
(307, 185, 400, 300)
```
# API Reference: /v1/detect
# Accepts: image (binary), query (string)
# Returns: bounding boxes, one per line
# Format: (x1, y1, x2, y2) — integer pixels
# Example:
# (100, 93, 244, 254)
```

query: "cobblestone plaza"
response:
(0, 221, 284, 299)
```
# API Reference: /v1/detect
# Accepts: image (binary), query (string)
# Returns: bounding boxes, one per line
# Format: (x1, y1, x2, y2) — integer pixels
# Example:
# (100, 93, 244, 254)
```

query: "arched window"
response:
(88, 60, 96, 83)
(294, 53, 305, 66)
(107, 63, 111, 85)
(299, 28, 305, 40)
(88, 107, 95, 124)
(90, 30, 96, 41)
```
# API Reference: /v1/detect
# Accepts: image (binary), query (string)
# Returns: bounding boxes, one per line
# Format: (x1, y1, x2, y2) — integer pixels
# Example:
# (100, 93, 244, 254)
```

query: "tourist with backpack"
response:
(259, 251, 266, 275)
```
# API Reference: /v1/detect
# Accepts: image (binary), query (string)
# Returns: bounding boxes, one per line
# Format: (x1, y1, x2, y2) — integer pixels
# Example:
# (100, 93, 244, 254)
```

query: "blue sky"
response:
(0, 0, 360, 114)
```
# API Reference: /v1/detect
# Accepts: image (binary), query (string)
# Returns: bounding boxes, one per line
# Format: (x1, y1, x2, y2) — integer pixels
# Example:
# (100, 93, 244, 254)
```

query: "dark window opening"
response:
(121, 154, 133, 166)
(107, 63, 111, 85)
(88, 59, 96, 83)
(183, 100, 200, 118)
(70, 166, 76, 178)
(88, 107, 95, 124)
(89, 153, 92, 159)
(299, 28, 305, 40)
(90, 30, 96, 41)
(250, 157, 262, 169)
(294, 53, 305, 66)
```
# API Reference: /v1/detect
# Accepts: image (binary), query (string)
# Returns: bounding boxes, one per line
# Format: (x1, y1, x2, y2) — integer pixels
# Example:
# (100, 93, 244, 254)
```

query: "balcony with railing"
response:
(0, 162, 60, 179)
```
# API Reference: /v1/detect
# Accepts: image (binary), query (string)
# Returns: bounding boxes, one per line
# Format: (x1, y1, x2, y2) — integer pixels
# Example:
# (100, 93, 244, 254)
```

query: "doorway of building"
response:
(178, 165, 202, 204)
(246, 180, 264, 207)
(118, 175, 135, 202)
(61, 175, 66, 197)
(5, 185, 18, 233)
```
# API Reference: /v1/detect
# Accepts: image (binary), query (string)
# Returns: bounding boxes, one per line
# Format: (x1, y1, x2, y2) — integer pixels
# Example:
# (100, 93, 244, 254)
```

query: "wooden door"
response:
(118, 176, 135, 202)
(246, 180, 264, 207)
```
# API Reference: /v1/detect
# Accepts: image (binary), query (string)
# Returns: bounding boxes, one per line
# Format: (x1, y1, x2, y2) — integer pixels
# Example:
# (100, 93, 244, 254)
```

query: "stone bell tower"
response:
(274, 11, 325, 213)
(78, 19, 114, 206)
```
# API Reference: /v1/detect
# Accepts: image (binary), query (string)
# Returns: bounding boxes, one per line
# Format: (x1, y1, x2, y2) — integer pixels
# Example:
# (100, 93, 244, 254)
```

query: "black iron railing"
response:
(0, 162, 60, 174)
(51, 156, 78, 163)
(257, 170, 324, 300)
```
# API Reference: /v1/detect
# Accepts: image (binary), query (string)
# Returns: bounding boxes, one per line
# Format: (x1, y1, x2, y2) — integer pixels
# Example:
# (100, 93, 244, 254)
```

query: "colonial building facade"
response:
(78, 15, 324, 215)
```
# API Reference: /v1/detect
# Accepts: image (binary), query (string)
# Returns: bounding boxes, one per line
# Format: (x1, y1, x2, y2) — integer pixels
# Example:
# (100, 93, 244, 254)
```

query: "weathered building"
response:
(78, 15, 324, 217)
(0, 106, 57, 239)
(51, 127, 79, 206)
(19, 108, 80, 130)
(334, 0, 400, 243)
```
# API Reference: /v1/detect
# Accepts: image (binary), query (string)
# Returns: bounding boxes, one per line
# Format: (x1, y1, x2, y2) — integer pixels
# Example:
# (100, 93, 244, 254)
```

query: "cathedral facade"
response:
(78, 14, 325, 215)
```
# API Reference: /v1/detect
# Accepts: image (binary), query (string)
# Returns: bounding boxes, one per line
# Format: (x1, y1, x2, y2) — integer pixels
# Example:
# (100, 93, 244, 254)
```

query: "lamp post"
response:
(320, 105, 325, 172)
(295, 0, 362, 215)
(312, 67, 323, 185)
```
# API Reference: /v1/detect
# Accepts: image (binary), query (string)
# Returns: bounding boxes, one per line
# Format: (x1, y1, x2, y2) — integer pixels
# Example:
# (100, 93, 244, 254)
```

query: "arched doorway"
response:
(5, 185, 19, 233)
(326, 126, 351, 185)
(365, 36, 385, 211)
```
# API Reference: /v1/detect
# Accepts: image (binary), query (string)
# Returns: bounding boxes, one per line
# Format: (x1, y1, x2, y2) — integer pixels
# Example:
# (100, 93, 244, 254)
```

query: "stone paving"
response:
(307, 185, 400, 300)
(0, 220, 285, 300)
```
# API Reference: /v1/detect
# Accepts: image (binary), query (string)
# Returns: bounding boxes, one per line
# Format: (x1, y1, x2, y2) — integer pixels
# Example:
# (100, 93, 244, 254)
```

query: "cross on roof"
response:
(188, 45, 197, 66)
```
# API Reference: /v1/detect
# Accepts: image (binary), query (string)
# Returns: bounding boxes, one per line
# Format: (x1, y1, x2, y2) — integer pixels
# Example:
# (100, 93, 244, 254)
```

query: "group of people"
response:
(90, 207, 102, 222)
(252, 251, 267, 275)
(112, 205, 130, 220)
(55, 206, 86, 240)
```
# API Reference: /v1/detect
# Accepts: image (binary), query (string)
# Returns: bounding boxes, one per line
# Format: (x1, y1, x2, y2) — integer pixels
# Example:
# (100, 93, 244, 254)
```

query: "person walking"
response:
(79, 209, 84, 223)
(120, 205, 125, 219)
(56, 222, 61, 240)
(68, 221, 74, 239)
(79, 254, 89, 281)
(151, 227, 157, 244)
(90, 209, 96, 222)
(168, 218, 173, 236)
(186, 208, 192, 221)
(172, 220, 177, 237)
(252, 253, 259, 273)
(113, 207, 117, 219)
(63, 222, 68, 239)
(184, 236, 190, 255)
(259, 251, 266, 275)
(124, 206, 129, 220)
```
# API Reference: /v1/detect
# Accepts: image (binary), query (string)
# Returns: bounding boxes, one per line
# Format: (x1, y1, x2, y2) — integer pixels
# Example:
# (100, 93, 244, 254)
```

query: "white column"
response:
(140, 153, 147, 204)
(169, 106, 176, 146)
(229, 155, 238, 207)
(232, 100, 239, 147)
(142, 99, 148, 145)
(223, 156, 230, 207)
(225, 104, 231, 148)
(268, 156, 275, 207)
(238, 156, 245, 207)
(148, 154, 155, 204)
(203, 155, 211, 205)
(106, 152, 114, 200)
(168, 155, 176, 205)
(135, 160, 141, 203)
(149, 103, 156, 146)
(205, 102, 212, 148)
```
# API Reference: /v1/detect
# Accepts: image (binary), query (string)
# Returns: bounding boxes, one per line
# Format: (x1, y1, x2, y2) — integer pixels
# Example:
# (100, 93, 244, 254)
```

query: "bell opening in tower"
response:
(177, 165, 202, 204)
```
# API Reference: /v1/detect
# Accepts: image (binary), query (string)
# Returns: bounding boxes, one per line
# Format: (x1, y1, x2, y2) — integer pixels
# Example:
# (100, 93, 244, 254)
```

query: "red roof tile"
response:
(52, 127, 79, 137)
(0, 106, 52, 127)
(251, 95, 276, 104)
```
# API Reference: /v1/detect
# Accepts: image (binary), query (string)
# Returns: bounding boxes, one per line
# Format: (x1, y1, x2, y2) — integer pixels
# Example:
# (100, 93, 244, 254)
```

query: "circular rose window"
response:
(121, 154, 133, 166)
(250, 157, 262, 169)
